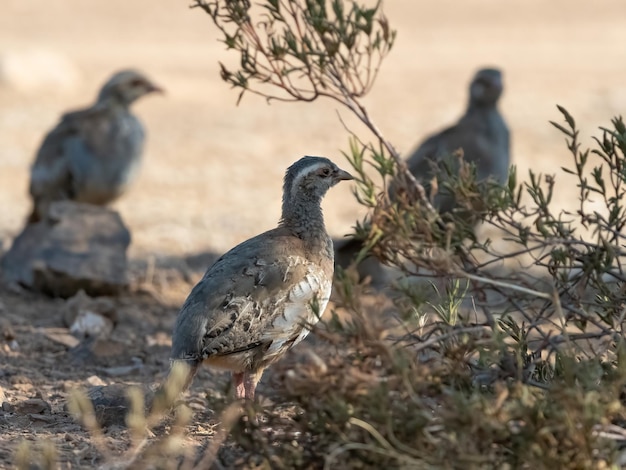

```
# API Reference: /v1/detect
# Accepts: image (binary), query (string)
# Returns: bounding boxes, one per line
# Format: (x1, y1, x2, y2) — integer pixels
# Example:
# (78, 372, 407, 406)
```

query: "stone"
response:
(2, 402, 14, 413)
(86, 384, 129, 428)
(86, 375, 107, 387)
(85, 384, 151, 428)
(69, 311, 115, 339)
(100, 362, 143, 377)
(29, 413, 56, 423)
(41, 328, 81, 349)
(15, 398, 51, 415)
(63, 290, 117, 339)
(1, 201, 131, 297)
(0, 318, 14, 342)
(69, 338, 128, 365)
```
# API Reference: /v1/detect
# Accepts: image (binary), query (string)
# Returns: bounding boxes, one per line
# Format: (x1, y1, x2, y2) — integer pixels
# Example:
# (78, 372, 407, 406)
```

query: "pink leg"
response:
(233, 372, 246, 399)
(243, 371, 259, 400)
(232, 369, 264, 400)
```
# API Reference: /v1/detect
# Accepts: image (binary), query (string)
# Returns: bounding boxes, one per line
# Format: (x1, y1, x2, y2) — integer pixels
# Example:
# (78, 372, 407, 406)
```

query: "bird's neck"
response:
(95, 96, 131, 113)
(279, 195, 329, 245)
(467, 101, 496, 113)
(463, 104, 504, 132)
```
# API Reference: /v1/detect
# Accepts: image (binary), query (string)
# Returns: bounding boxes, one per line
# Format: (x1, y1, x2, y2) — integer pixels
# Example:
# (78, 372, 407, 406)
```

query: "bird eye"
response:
(319, 168, 332, 177)
(130, 79, 144, 88)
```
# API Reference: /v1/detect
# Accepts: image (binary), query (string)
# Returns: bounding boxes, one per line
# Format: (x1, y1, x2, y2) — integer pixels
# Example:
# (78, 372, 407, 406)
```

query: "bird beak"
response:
(335, 168, 354, 181)
(147, 82, 165, 94)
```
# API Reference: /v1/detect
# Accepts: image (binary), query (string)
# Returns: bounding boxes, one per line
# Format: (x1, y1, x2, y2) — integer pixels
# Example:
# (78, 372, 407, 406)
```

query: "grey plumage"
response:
(28, 69, 162, 223)
(335, 67, 510, 276)
(401, 67, 509, 213)
(170, 156, 353, 400)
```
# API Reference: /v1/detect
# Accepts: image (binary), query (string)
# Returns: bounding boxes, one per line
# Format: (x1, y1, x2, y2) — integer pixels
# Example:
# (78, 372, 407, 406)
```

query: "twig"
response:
(456, 271, 553, 301)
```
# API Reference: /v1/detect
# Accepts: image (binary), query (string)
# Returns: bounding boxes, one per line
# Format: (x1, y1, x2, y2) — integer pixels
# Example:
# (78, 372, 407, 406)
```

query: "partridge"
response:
(401, 67, 510, 213)
(170, 156, 353, 400)
(27, 69, 162, 223)
(336, 67, 510, 273)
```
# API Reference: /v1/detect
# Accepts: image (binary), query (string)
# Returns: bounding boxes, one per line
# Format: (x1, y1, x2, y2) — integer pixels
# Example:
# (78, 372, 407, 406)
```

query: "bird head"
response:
(96, 69, 163, 107)
(283, 156, 353, 203)
(469, 68, 503, 108)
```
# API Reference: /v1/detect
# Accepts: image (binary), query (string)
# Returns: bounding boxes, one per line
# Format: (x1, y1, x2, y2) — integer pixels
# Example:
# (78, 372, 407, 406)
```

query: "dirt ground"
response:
(1, 0, 626, 468)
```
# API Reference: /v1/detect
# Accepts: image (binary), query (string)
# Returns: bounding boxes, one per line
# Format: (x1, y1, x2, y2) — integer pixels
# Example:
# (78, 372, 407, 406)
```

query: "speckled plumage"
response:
(170, 156, 353, 399)
(28, 69, 162, 222)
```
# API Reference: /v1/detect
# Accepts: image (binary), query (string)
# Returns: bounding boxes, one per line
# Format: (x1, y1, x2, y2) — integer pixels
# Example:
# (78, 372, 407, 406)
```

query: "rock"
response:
(0, 318, 16, 351)
(63, 290, 117, 339)
(2, 402, 14, 413)
(41, 328, 81, 349)
(79, 384, 156, 429)
(100, 360, 143, 378)
(15, 398, 51, 415)
(88, 385, 128, 428)
(29, 413, 56, 423)
(0, 386, 6, 404)
(0, 49, 80, 93)
(69, 338, 128, 365)
(0, 318, 13, 341)
(9, 375, 32, 386)
(70, 310, 115, 339)
(86, 375, 107, 387)
(86, 384, 130, 428)
(1, 201, 131, 297)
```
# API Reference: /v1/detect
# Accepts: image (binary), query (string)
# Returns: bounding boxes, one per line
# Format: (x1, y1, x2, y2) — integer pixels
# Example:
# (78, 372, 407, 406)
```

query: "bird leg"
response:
(232, 369, 264, 400)
(233, 372, 246, 399)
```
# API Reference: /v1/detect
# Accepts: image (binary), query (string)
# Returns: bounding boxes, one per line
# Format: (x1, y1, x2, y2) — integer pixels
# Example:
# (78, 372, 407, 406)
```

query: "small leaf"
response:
(556, 104, 576, 129)
(550, 120, 575, 138)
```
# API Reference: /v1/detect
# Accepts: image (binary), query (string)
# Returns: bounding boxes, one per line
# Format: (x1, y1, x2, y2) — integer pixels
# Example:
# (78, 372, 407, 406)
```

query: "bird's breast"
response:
(71, 116, 145, 203)
(260, 262, 332, 360)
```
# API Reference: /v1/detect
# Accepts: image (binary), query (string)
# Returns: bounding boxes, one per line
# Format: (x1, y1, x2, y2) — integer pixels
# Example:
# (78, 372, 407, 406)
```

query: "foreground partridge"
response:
(27, 69, 162, 223)
(335, 67, 510, 273)
(170, 156, 353, 399)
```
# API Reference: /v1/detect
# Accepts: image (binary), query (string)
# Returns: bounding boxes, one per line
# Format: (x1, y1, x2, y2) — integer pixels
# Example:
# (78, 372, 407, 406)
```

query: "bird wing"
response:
(405, 126, 458, 183)
(171, 228, 332, 371)
(29, 107, 107, 203)
(396, 126, 460, 212)
(407, 112, 509, 183)
(29, 113, 78, 203)
(402, 113, 508, 213)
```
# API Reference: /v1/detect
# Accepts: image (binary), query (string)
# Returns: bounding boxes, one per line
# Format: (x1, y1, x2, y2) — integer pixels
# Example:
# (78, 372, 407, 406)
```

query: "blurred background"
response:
(1, 0, 626, 262)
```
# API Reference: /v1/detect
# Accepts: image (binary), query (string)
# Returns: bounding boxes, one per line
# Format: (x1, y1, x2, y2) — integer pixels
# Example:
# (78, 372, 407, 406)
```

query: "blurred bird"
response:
(27, 69, 163, 223)
(335, 67, 510, 276)
(169, 156, 353, 400)
(401, 67, 509, 212)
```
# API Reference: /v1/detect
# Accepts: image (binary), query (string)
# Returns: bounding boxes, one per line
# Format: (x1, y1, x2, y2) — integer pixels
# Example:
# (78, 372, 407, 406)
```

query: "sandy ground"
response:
(0, 0, 626, 467)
